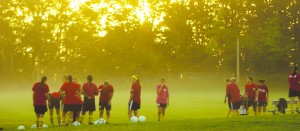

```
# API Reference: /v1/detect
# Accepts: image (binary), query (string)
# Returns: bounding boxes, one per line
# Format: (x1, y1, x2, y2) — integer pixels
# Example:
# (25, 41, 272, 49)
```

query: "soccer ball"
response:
(17, 125, 25, 130)
(138, 116, 146, 122)
(130, 116, 138, 123)
(42, 124, 48, 128)
(31, 124, 37, 129)
(94, 118, 106, 125)
(72, 121, 81, 126)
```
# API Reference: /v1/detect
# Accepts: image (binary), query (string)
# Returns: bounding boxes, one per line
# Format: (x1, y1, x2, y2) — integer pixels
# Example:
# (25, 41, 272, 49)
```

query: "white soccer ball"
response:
(72, 121, 81, 126)
(138, 116, 146, 122)
(130, 116, 138, 123)
(94, 118, 106, 125)
(17, 125, 25, 130)
(42, 124, 48, 128)
(31, 124, 37, 129)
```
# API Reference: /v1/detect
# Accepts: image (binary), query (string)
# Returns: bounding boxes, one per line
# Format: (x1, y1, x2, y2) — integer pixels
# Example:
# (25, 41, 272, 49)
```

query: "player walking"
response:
(156, 79, 169, 121)
(224, 78, 231, 117)
(98, 81, 114, 124)
(288, 65, 300, 113)
(79, 75, 98, 125)
(257, 79, 269, 115)
(32, 76, 49, 128)
(128, 75, 141, 119)
(244, 77, 257, 115)
(226, 77, 241, 116)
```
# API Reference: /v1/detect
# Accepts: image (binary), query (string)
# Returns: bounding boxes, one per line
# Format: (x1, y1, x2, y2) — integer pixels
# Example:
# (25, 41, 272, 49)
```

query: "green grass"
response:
(1, 85, 300, 130)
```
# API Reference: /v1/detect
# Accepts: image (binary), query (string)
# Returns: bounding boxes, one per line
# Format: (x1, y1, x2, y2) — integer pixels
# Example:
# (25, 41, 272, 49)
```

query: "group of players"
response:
(224, 65, 300, 117)
(32, 75, 170, 128)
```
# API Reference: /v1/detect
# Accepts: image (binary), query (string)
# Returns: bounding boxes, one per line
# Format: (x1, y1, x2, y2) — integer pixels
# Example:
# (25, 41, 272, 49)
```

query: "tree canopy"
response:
(0, 0, 299, 81)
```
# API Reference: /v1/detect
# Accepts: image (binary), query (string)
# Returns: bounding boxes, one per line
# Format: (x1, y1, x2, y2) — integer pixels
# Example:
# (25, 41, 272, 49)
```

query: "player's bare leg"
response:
(226, 110, 231, 117)
(162, 108, 166, 118)
(79, 111, 86, 124)
(88, 111, 93, 125)
(56, 109, 61, 126)
(263, 106, 267, 115)
(39, 114, 45, 128)
(36, 114, 40, 128)
(257, 106, 261, 115)
(134, 110, 139, 117)
(290, 97, 295, 113)
(68, 112, 74, 126)
(297, 96, 300, 112)
(253, 102, 257, 115)
(100, 110, 104, 118)
(49, 108, 54, 126)
(61, 111, 67, 126)
(106, 110, 111, 124)
(157, 107, 162, 121)
(128, 110, 133, 119)
(76, 111, 81, 122)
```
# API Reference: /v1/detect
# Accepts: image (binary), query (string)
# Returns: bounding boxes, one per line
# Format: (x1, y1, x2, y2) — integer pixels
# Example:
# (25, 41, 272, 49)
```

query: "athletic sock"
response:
(291, 104, 294, 113)
(254, 111, 257, 116)
(57, 116, 61, 125)
(106, 117, 110, 123)
(39, 118, 44, 127)
(226, 110, 231, 117)
(36, 118, 39, 127)
(68, 118, 73, 126)
(50, 116, 54, 125)
(236, 111, 240, 116)
(61, 117, 66, 126)
(88, 115, 93, 124)
(79, 116, 84, 123)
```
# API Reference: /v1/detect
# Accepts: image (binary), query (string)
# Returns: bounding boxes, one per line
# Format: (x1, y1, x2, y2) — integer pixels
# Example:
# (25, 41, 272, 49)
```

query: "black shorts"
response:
(231, 101, 241, 110)
(247, 99, 257, 107)
(258, 101, 267, 107)
(34, 105, 48, 114)
(82, 97, 96, 112)
(128, 100, 140, 111)
(289, 89, 300, 97)
(99, 101, 112, 110)
(49, 97, 60, 110)
(157, 103, 167, 108)
(75, 104, 82, 112)
(63, 104, 75, 112)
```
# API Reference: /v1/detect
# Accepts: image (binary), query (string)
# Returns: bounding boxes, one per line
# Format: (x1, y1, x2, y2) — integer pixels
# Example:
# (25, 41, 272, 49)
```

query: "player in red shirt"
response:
(47, 92, 63, 126)
(73, 76, 83, 122)
(256, 79, 269, 115)
(226, 77, 241, 116)
(32, 76, 49, 128)
(244, 77, 257, 115)
(128, 75, 141, 119)
(288, 65, 300, 113)
(79, 75, 98, 125)
(98, 80, 114, 123)
(156, 79, 169, 121)
(59, 75, 81, 126)
(223, 78, 231, 117)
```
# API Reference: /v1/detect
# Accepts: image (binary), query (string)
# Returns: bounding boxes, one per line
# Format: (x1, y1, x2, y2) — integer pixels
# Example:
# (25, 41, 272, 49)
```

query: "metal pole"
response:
(237, 38, 240, 85)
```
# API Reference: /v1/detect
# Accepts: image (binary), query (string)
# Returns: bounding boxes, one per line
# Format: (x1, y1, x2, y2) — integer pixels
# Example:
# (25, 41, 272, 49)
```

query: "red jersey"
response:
(288, 73, 300, 91)
(156, 84, 169, 104)
(82, 82, 98, 98)
(245, 83, 257, 99)
(98, 84, 114, 102)
(32, 82, 49, 106)
(257, 85, 268, 102)
(131, 82, 141, 104)
(60, 82, 80, 104)
(50, 92, 61, 100)
(226, 82, 240, 103)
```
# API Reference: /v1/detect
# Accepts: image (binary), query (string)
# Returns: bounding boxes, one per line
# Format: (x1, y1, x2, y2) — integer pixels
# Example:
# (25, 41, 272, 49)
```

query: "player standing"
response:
(79, 75, 98, 125)
(128, 75, 141, 119)
(47, 92, 63, 126)
(257, 79, 269, 115)
(156, 79, 169, 121)
(98, 81, 114, 124)
(32, 76, 49, 128)
(59, 75, 81, 126)
(244, 77, 257, 115)
(226, 77, 241, 116)
(288, 65, 300, 113)
(224, 78, 231, 117)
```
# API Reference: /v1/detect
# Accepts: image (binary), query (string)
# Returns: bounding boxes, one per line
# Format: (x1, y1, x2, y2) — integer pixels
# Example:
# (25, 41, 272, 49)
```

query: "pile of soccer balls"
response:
(130, 116, 146, 123)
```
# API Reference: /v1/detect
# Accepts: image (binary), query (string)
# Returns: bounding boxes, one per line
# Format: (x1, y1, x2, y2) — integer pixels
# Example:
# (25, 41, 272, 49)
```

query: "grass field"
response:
(1, 78, 300, 130)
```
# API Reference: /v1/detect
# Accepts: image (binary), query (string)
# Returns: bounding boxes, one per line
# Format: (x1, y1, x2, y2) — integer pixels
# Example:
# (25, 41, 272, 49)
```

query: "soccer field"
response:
(1, 80, 300, 130)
